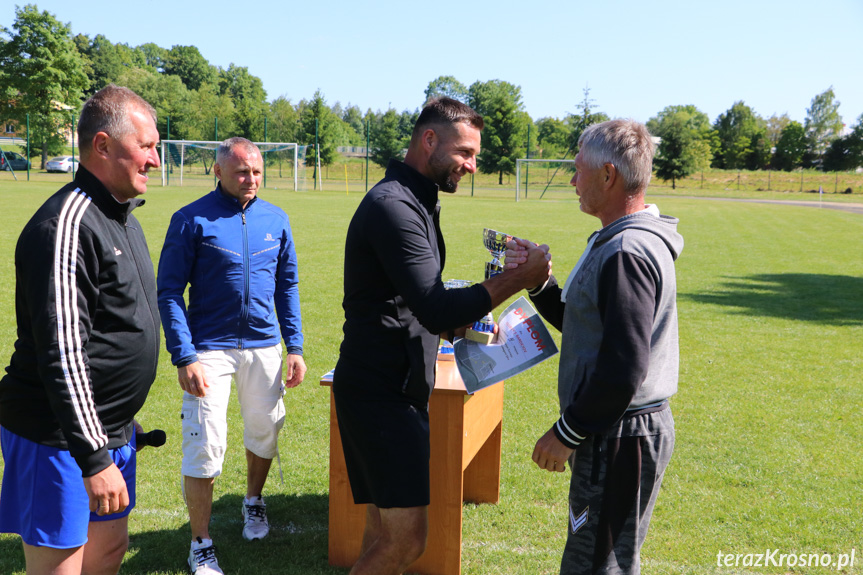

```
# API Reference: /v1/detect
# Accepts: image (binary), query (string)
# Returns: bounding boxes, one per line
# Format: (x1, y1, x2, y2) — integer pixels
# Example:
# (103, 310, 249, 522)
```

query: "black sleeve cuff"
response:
(552, 414, 588, 449)
(75, 446, 113, 478)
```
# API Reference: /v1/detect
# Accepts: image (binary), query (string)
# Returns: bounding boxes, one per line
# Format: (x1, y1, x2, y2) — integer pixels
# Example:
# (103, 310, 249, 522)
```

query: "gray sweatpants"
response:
(560, 406, 675, 575)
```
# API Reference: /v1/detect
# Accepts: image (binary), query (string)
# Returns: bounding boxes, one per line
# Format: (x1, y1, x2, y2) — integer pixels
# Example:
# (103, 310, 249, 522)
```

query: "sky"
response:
(3, 0, 862, 128)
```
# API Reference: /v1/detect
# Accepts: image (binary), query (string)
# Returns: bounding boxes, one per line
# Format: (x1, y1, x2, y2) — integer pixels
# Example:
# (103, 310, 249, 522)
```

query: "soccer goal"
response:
(515, 158, 575, 201)
(159, 140, 304, 191)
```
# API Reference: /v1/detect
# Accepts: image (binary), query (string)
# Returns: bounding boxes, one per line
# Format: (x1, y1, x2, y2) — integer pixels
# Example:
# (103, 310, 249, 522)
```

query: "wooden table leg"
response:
(324, 374, 504, 575)
(327, 391, 365, 567)
(463, 421, 502, 504)
(415, 391, 465, 575)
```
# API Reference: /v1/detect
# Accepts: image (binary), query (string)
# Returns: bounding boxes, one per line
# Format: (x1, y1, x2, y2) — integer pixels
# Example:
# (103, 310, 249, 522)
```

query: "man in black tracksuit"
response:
(0, 85, 161, 575)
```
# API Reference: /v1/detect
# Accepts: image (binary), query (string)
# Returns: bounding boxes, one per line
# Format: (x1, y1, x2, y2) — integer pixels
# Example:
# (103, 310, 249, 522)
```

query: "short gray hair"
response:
(78, 84, 157, 157)
(216, 137, 260, 165)
(578, 119, 654, 195)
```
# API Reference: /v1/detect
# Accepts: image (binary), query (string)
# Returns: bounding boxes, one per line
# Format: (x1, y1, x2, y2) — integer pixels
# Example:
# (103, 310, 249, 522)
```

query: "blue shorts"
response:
(0, 427, 137, 549)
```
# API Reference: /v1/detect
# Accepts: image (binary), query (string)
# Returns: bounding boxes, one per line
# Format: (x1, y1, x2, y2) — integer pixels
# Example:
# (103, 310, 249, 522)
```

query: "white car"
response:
(46, 156, 80, 173)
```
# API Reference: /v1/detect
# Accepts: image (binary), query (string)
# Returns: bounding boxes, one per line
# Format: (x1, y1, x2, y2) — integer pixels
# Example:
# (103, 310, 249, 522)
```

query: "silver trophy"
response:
(466, 228, 513, 344)
(439, 279, 472, 359)
(482, 228, 513, 280)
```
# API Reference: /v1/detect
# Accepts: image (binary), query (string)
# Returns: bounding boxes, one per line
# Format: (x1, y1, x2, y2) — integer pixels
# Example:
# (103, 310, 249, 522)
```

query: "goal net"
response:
(515, 158, 575, 201)
(160, 140, 308, 191)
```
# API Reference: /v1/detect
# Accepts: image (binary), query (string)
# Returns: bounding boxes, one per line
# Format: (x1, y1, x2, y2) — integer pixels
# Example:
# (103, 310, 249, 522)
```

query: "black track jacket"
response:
(0, 166, 160, 477)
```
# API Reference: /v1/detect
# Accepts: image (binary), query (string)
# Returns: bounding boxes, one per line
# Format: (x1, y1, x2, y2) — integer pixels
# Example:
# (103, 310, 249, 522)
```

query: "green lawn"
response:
(0, 180, 860, 574)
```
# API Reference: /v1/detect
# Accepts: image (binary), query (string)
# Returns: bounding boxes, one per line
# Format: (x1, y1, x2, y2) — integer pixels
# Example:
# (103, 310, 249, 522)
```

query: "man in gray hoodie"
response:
(508, 118, 683, 574)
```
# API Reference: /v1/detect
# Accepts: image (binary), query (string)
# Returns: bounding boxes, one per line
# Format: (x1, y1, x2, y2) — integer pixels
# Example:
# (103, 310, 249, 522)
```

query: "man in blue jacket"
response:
(158, 137, 305, 575)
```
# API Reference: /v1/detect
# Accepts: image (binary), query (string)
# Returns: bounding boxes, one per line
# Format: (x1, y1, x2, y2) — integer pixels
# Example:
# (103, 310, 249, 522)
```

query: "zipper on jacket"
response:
(239, 210, 250, 349)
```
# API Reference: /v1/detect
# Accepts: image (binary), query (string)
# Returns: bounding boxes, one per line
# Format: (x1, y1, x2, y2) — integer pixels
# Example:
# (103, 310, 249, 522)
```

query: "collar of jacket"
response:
(214, 182, 258, 211)
(73, 164, 145, 221)
(385, 159, 439, 214)
(593, 210, 683, 260)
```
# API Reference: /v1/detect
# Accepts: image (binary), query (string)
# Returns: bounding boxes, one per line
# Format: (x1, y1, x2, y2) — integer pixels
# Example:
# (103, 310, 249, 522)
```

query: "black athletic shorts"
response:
(332, 381, 431, 508)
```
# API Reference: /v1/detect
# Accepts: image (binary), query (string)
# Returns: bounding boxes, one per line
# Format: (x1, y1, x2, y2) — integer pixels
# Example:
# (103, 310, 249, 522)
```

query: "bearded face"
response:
(425, 122, 481, 194)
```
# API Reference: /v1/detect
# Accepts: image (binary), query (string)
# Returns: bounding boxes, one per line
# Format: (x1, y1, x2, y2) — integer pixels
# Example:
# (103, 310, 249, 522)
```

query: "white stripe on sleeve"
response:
(54, 190, 107, 451)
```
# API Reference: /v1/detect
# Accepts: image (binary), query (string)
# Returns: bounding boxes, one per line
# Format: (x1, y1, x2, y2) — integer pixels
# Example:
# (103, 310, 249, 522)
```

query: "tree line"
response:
(648, 93, 863, 189)
(2, 4, 861, 183)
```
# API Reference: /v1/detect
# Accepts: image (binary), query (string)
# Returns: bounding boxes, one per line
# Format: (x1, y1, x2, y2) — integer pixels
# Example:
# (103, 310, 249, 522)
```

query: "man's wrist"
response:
(175, 354, 199, 368)
(553, 415, 586, 449)
(528, 278, 551, 296)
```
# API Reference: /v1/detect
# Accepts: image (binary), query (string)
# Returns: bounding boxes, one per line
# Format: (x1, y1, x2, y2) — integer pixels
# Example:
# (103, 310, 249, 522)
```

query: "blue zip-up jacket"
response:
(157, 185, 303, 367)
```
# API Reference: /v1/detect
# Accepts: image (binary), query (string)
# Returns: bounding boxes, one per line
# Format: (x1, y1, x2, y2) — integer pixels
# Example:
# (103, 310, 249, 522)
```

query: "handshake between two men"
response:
(444, 238, 552, 343)
(502, 237, 573, 474)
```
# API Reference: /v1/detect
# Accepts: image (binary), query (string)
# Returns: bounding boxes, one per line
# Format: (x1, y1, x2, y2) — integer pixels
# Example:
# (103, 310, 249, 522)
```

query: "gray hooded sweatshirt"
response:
(530, 210, 684, 447)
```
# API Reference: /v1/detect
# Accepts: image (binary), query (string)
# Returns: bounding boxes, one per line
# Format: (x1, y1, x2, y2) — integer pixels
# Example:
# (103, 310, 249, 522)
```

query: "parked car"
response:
(46, 156, 80, 173)
(0, 151, 30, 171)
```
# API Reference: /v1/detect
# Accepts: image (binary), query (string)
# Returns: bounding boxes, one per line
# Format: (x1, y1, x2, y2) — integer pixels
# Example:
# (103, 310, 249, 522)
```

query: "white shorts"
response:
(181, 344, 285, 478)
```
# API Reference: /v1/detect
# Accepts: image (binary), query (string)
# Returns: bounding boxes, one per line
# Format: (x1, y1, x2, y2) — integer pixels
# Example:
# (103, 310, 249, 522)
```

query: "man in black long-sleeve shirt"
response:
(333, 97, 550, 575)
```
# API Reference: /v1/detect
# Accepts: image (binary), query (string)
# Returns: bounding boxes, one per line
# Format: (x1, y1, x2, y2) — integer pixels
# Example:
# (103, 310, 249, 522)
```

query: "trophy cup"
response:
(482, 228, 512, 280)
(465, 228, 513, 344)
(439, 279, 472, 360)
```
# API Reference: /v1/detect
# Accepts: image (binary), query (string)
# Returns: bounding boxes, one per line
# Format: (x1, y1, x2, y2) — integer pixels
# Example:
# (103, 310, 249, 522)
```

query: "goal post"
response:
(515, 158, 575, 201)
(160, 140, 301, 191)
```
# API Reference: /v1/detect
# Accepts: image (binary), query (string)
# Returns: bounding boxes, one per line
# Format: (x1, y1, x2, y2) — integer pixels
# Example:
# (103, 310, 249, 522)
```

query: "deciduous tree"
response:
(138, 42, 167, 72)
(712, 101, 768, 170)
(821, 115, 863, 172)
(424, 76, 468, 104)
(341, 104, 366, 141)
(0, 5, 89, 166)
(766, 113, 791, 147)
(648, 105, 713, 189)
(535, 117, 569, 159)
(76, 34, 147, 94)
(269, 96, 299, 143)
(772, 121, 807, 171)
(219, 64, 268, 140)
(165, 45, 216, 91)
(804, 87, 844, 168)
(469, 79, 530, 185)
(117, 67, 192, 140)
(184, 82, 236, 174)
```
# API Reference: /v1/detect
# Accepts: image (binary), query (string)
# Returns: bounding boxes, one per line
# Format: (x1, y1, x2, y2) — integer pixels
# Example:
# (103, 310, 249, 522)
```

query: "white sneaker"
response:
(242, 496, 270, 541)
(188, 537, 223, 574)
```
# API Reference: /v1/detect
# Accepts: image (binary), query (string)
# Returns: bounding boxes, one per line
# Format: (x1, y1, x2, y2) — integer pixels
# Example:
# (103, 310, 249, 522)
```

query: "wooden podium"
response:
(321, 360, 504, 575)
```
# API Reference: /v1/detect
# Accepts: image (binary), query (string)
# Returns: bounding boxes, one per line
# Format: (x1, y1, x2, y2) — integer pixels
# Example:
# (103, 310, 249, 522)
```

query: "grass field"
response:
(0, 178, 861, 574)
